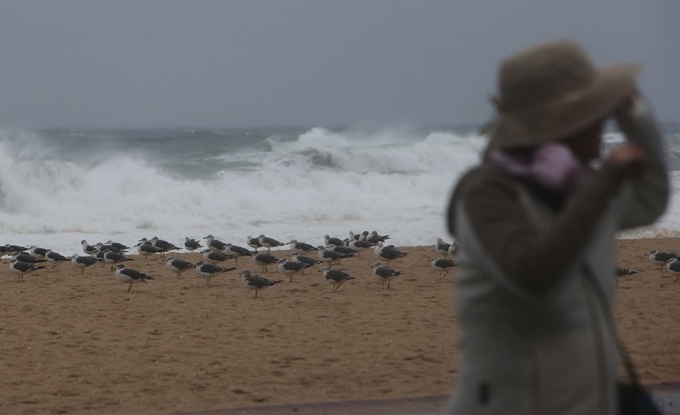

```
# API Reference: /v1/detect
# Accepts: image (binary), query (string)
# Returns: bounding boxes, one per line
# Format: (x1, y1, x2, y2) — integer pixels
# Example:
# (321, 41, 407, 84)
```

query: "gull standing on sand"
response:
(346, 238, 373, 255)
(4, 244, 28, 254)
(202, 249, 233, 265)
(106, 240, 130, 252)
(320, 266, 355, 293)
(240, 269, 282, 298)
(150, 237, 179, 256)
(81, 240, 97, 256)
(373, 262, 401, 289)
(224, 243, 253, 263)
(136, 241, 164, 259)
(258, 235, 285, 253)
(103, 251, 133, 270)
(435, 238, 452, 257)
(165, 256, 195, 278)
(289, 240, 317, 254)
(317, 246, 347, 265)
(323, 234, 344, 247)
(72, 254, 99, 274)
(184, 237, 202, 253)
(664, 258, 680, 282)
(431, 258, 457, 278)
(246, 235, 262, 252)
(366, 231, 390, 245)
(194, 261, 237, 285)
(45, 250, 69, 267)
(204, 235, 227, 252)
(9, 258, 45, 282)
(29, 246, 49, 259)
(277, 258, 306, 282)
(114, 264, 153, 292)
(253, 252, 279, 273)
(13, 252, 46, 264)
(291, 252, 322, 272)
(374, 242, 407, 266)
(648, 250, 678, 267)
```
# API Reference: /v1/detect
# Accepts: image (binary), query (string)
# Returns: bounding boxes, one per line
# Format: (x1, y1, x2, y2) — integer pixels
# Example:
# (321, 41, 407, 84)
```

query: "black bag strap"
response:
(582, 264, 641, 385)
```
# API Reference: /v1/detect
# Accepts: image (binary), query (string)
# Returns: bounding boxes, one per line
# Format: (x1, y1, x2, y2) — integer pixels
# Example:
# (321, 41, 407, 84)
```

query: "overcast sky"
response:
(0, 1, 678, 129)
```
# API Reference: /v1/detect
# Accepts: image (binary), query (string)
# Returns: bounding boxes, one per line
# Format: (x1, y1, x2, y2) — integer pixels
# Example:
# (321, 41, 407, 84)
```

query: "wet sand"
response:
(0, 239, 678, 415)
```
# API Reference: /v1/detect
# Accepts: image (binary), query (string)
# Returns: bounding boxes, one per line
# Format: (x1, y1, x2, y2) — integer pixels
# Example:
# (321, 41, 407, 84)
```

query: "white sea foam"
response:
(0, 128, 485, 254)
(0, 127, 677, 255)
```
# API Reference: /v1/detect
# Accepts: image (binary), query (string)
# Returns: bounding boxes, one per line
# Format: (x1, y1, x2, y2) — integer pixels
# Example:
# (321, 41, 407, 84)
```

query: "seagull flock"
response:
(6, 233, 665, 293)
(3, 231, 463, 297)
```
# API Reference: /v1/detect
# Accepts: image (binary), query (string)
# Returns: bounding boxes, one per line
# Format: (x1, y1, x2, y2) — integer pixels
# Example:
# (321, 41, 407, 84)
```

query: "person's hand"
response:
(608, 143, 646, 178)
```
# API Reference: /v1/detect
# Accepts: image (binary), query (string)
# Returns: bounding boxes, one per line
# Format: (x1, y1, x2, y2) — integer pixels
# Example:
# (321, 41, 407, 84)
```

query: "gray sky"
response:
(1, 1, 678, 129)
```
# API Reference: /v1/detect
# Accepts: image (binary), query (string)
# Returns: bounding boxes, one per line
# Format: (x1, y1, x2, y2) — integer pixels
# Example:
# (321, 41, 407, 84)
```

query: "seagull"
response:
(289, 239, 317, 254)
(95, 242, 119, 253)
(95, 249, 108, 267)
(150, 237, 179, 256)
(203, 235, 227, 252)
(258, 235, 284, 253)
(201, 249, 233, 265)
(374, 242, 407, 266)
(9, 258, 45, 281)
(358, 231, 370, 242)
(246, 235, 262, 252)
(72, 254, 100, 274)
(431, 257, 457, 278)
(45, 250, 69, 267)
(664, 258, 680, 282)
(435, 238, 452, 256)
(349, 231, 362, 241)
(373, 262, 401, 289)
(29, 246, 49, 259)
(346, 238, 373, 254)
(184, 237, 203, 253)
(320, 266, 355, 293)
(240, 269, 282, 298)
(367, 231, 390, 244)
(448, 240, 459, 257)
(317, 246, 347, 264)
(224, 243, 253, 263)
(81, 240, 97, 256)
(4, 244, 28, 254)
(13, 252, 47, 264)
(291, 252, 322, 272)
(165, 256, 195, 278)
(331, 245, 357, 257)
(194, 261, 237, 285)
(649, 250, 678, 267)
(323, 234, 344, 247)
(103, 251, 133, 270)
(114, 264, 153, 292)
(136, 241, 164, 259)
(253, 252, 279, 273)
(105, 240, 130, 252)
(277, 258, 306, 282)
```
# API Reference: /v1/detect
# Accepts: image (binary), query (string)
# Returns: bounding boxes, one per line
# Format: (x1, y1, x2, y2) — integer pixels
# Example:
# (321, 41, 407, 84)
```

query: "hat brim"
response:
(488, 64, 640, 148)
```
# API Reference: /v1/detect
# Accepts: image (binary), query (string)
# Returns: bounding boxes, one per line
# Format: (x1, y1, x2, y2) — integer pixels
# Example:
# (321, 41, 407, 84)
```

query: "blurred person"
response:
(446, 39, 668, 414)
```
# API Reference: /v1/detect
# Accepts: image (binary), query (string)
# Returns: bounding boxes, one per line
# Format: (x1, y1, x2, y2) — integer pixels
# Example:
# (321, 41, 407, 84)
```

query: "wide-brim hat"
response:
(487, 39, 639, 149)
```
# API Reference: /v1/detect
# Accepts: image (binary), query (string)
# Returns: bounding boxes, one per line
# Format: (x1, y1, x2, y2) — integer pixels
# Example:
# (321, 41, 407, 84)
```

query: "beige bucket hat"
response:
(487, 39, 639, 148)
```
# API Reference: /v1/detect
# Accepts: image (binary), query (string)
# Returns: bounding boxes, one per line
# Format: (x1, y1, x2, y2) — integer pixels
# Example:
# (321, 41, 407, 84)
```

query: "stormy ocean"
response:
(0, 124, 679, 255)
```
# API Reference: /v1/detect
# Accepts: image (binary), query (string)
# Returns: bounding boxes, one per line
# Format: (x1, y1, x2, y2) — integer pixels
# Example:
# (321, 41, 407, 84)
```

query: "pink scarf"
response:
(488, 143, 590, 196)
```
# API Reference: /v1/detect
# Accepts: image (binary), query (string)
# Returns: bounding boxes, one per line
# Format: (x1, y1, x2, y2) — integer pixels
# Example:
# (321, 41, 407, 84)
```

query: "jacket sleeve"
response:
(615, 98, 669, 229)
(461, 162, 627, 296)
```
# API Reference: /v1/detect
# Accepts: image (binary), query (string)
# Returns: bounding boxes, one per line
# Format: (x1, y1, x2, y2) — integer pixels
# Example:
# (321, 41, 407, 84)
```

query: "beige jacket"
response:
(446, 110, 668, 415)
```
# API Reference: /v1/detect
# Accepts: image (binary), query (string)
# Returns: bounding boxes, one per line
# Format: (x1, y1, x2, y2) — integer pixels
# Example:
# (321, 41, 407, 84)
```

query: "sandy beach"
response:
(0, 239, 679, 415)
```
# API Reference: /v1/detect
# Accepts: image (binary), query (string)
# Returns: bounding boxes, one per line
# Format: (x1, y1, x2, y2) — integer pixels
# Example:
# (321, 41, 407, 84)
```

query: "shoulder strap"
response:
(582, 264, 641, 385)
